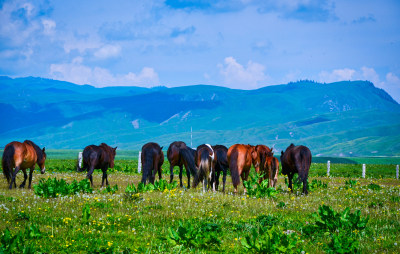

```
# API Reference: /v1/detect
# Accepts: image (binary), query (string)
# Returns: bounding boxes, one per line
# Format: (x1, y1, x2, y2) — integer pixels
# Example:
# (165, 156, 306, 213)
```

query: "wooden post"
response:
(138, 151, 142, 173)
(362, 164, 366, 178)
(78, 152, 83, 168)
(396, 165, 399, 179)
(327, 160, 330, 177)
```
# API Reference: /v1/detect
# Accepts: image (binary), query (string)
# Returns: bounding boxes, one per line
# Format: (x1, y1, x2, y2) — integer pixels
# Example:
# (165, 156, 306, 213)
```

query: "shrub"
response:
(243, 173, 278, 198)
(33, 178, 92, 198)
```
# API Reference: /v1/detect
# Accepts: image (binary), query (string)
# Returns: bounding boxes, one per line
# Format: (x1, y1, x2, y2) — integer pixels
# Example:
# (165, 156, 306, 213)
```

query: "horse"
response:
(167, 141, 197, 188)
(280, 144, 312, 195)
(265, 153, 279, 188)
(178, 145, 198, 188)
(212, 145, 229, 192)
(2, 140, 46, 189)
(77, 143, 117, 187)
(252, 145, 272, 183)
(141, 142, 164, 185)
(194, 144, 215, 192)
(227, 144, 256, 194)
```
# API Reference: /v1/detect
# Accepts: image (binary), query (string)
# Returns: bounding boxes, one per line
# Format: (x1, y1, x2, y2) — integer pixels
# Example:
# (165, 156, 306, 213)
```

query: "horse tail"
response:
(229, 148, 240, 187)
(2, 145, 15, 183)
(194, 150, 210, 187)
(297, 148, 311, 183)
(179, 147, 198, 177)
(141, 150, 155, 184)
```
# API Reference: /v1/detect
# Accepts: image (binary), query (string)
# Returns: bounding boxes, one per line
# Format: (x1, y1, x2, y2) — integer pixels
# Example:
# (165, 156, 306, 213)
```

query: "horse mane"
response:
(24, 140, 44, 161)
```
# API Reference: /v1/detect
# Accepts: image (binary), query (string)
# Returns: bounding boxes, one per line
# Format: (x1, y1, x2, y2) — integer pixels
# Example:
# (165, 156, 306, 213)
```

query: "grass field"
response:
(0, 157, 400, 253)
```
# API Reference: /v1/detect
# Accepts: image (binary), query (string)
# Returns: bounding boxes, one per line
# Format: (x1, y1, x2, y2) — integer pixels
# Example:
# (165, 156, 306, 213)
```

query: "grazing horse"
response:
(77, 143, 117, 187)
(227, 144, 256, 194)
(265, 154, 279, 188)
(252, 145, 272, 183)
(2, 140, 46, 189)
(212, 145, 229, 192)
(167, 141, 197, 188)
(280, 144, 312, 195)
(141, 142, 164, 185)
(194, 144, 215, 192)
(178, 145, 198, 188)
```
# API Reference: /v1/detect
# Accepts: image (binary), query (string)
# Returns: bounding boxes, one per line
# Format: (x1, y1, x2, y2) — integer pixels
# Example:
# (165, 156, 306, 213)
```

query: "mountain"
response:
(1, 76, 399, 156)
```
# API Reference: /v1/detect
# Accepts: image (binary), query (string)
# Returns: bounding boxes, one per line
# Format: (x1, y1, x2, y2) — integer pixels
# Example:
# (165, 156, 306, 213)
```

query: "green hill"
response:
(1, 76, 399, 156)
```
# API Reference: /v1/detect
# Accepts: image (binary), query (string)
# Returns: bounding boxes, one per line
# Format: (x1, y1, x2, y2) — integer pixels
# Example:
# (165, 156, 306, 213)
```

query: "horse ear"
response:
(281, 151, 284, 156)
(42, 147, 46, 152)
(160, 146, 164, 150)
(114, 147, 117, 151)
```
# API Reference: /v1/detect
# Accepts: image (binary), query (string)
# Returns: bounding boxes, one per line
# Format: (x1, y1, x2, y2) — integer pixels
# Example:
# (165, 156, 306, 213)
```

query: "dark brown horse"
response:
(280, 144, 312, 194)
(212, 145, 229, 192)
(194, 144, 215, 192)
(252, 145, 272, 182)
(141, 142, 164, 185)
(77, 143, 117, 187)
(227, 144, 256, 194)
(265, 154, 279, 188)
(2, 140, 46, 189)
(167, 141, 197, 188)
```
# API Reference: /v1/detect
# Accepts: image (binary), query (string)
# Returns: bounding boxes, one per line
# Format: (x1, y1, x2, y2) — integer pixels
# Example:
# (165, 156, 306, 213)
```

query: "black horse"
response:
(280, 144, 312, 195)
(77, 143, 117, 187)
(212, 145, 229, 192)
(167, 141, 197, 188)
(141, 142, 164, 185)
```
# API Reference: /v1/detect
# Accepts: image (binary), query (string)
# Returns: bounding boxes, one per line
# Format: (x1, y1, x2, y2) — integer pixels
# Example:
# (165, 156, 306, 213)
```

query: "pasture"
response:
(0, 154, 399, 253)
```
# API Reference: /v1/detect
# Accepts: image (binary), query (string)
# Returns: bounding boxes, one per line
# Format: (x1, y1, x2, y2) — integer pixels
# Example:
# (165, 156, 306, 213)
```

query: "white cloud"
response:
(318, 67, 400, 103)
(49, 59, 159, 87)
(42, 19, 56, 35)
(94, 44, 121, 59)
(218, 57, 269, 89)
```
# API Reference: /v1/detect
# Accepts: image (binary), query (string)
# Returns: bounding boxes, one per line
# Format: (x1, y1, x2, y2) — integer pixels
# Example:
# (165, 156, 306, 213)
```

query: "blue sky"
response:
(1, 0, 400, 101)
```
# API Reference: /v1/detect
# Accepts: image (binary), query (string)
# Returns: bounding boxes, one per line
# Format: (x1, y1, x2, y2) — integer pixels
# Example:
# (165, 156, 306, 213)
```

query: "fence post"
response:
(78, 152, 83, 168)
(138, 151, 142, 173)
(327, 160, 330, 177)
(362, 164, 366, 178)
(396, 165, 399, 180)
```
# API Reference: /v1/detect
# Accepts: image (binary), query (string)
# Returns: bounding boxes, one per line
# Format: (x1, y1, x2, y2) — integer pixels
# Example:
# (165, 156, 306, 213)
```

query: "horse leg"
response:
(222, 166, 227, 193)
(101, 167, 109, 187)
(215, 170, 221, 191)
(158, 166, 162, 180)
(186, 166, 191, 189)
(169, 164, 174, 184)
(178, 165, 183, 187)
(203, 178, 207, 192)
(28, 166, 34, 189)
(9, 166, 21, 189)
(19, 168, 27, 188)
(87, 167, 95, 187)
(288, 173, 294, 193)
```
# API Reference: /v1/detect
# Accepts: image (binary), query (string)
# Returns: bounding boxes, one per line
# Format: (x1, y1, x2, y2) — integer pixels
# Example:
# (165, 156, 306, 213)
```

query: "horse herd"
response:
(2, 140, 312, 194)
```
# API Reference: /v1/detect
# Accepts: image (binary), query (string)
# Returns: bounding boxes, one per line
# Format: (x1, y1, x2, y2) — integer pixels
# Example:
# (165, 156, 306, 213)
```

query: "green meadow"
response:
(0, 155, 399, 253)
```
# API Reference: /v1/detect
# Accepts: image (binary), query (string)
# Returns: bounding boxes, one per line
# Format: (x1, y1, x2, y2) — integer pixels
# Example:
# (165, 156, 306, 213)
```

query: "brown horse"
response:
(252, 145, 272, 182)
(167, 141, 197, 188)
(194, 144, 215, 192)
(2, 140, 46, 189)
(265, 154, 279, 188)
(280, 144, 312, 194)
(77, 143, 117, 187)
(141, 142, 164, 185)
(227, 144, 256, 194)
(212, 145, 229, 192)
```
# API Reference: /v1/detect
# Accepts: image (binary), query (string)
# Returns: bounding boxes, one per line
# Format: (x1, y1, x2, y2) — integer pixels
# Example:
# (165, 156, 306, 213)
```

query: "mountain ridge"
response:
(0, 76, 399, 156)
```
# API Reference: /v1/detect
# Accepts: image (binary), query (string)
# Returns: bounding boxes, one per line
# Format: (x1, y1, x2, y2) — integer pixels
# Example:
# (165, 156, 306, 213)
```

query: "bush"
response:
(243, 173, 278, 198)
(33, 178, 93, 198)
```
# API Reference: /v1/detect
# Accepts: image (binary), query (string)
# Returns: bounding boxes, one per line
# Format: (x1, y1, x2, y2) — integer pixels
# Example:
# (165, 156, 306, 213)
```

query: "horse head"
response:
(39, 147, 47, 174)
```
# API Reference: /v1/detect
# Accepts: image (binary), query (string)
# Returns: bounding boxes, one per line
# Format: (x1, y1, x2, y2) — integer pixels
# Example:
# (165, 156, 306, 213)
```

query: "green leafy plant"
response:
(102, 184, 119, 194)
(0, 224, 42, 253)
(367, 183, 381, 191)
(311, 205, 369, 233)
(325, 232, 360, 254)
(166, 220, 221, 249)
(125, 180, 177, 194)
(243, 173, 278, 198)
(241, 226, 298, 253)
(82, 204, 91, 225)
(33, 178, 93, 198)
(345, 179, 358, 188)
(308, 179, 328, 191)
